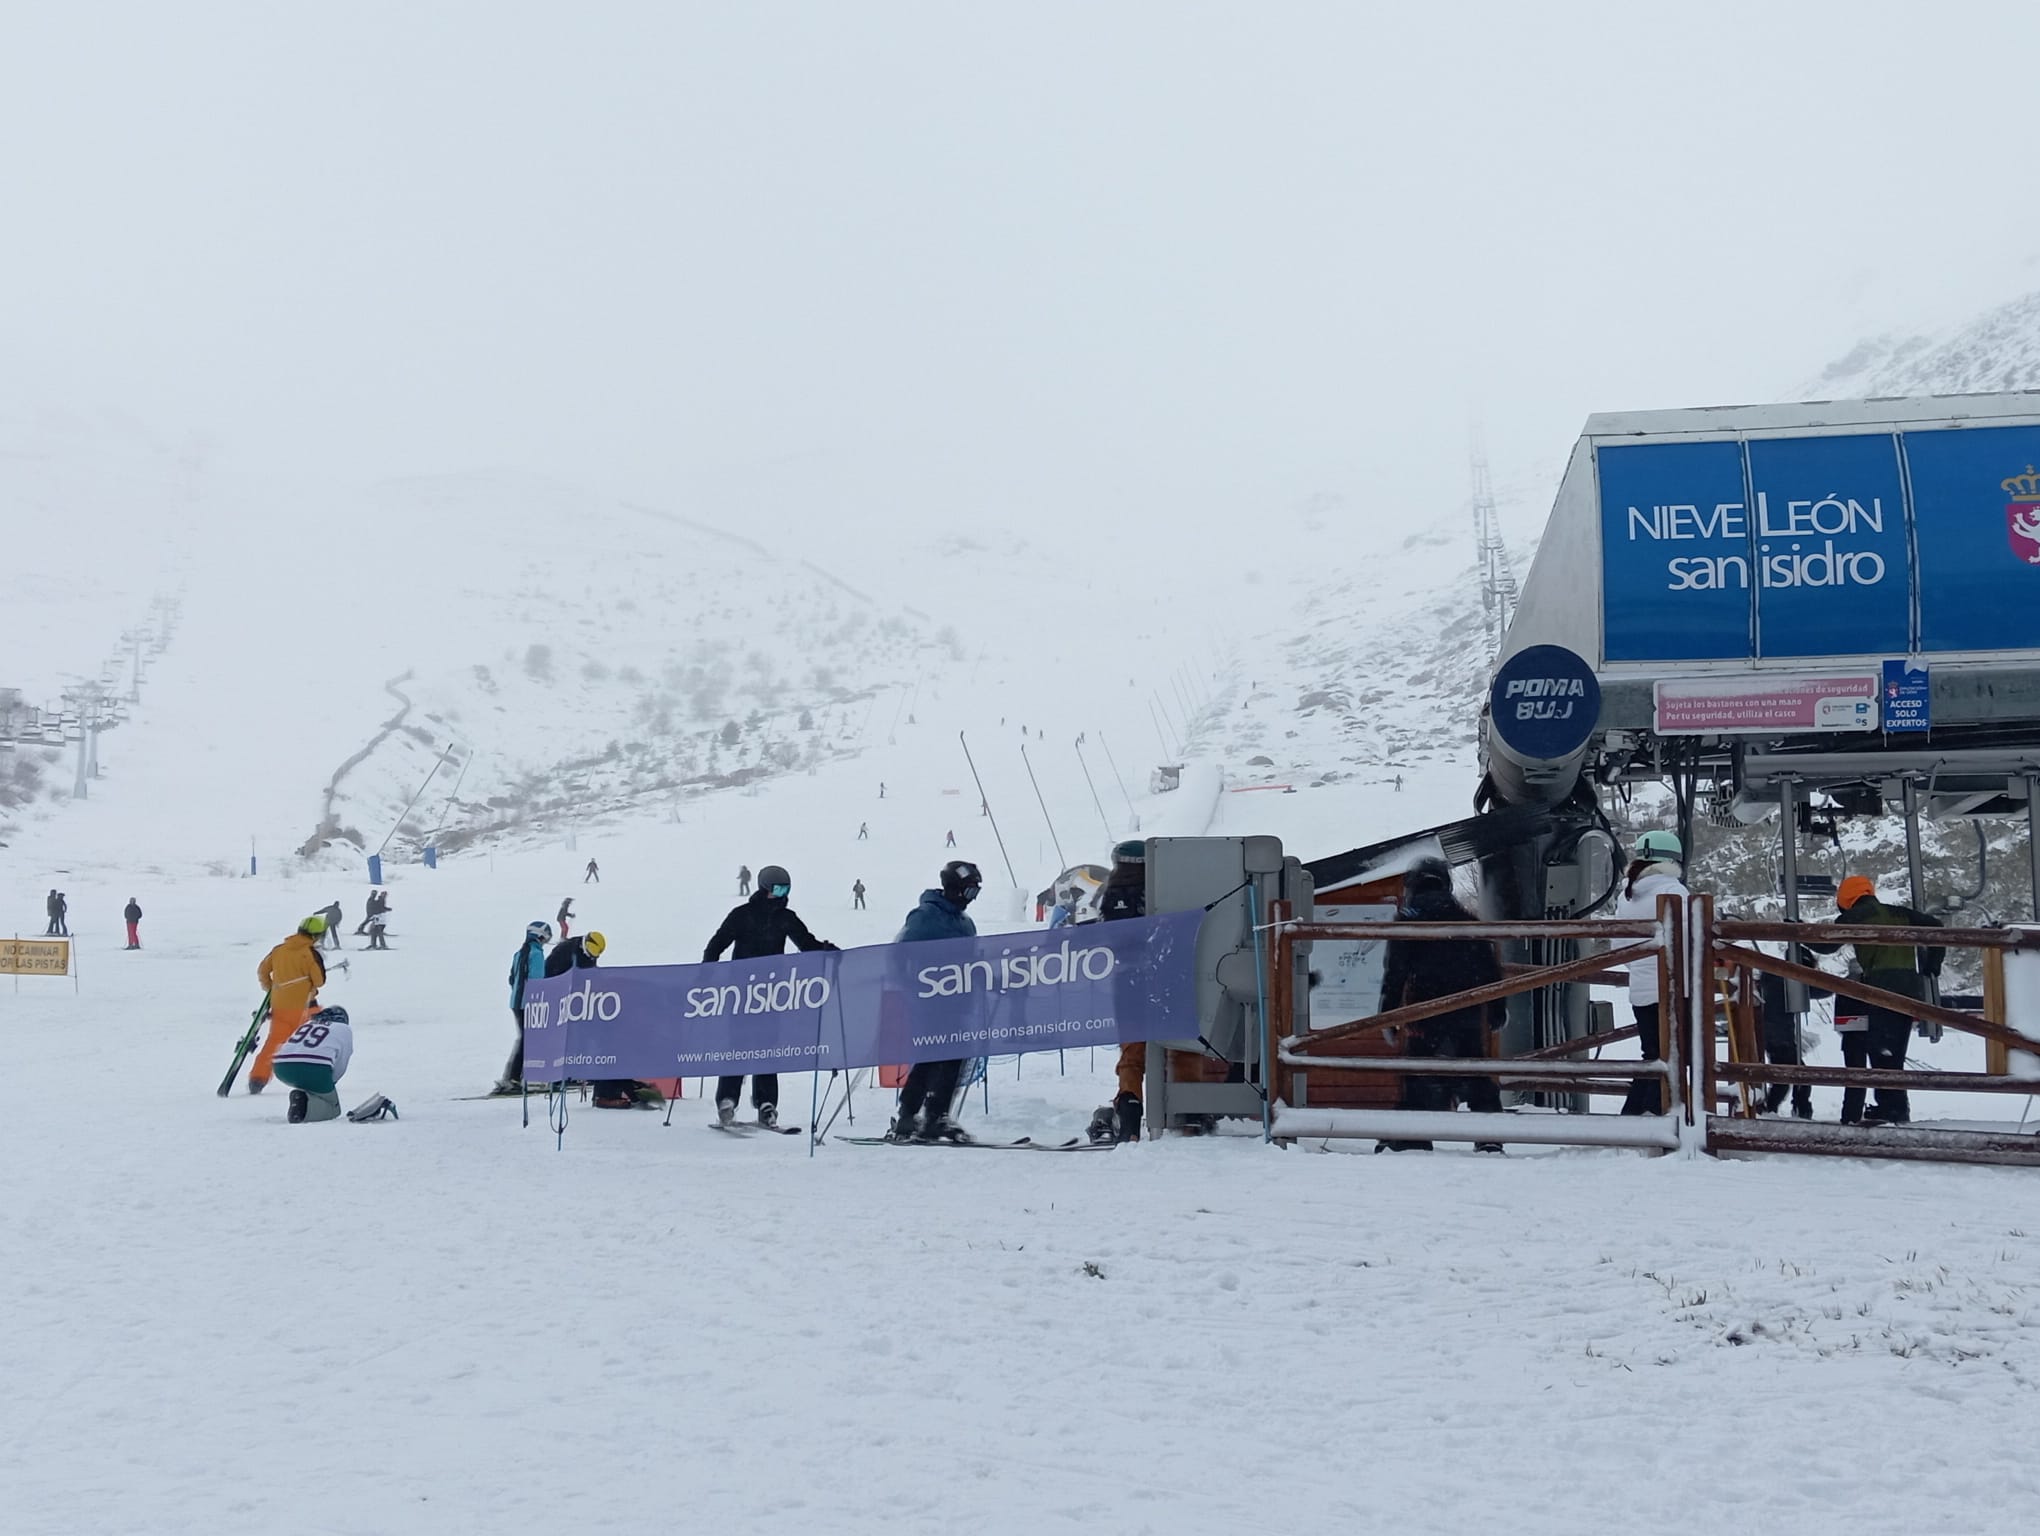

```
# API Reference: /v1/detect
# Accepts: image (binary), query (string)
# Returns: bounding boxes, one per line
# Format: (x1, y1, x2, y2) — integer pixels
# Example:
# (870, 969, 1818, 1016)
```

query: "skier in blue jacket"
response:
(889, 860, 983, 1142)
(492, 920, 554, 1094)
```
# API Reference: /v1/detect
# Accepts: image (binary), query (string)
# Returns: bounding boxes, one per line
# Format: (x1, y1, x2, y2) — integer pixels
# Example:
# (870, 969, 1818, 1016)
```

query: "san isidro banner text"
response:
(518, 909, 1205, 1083)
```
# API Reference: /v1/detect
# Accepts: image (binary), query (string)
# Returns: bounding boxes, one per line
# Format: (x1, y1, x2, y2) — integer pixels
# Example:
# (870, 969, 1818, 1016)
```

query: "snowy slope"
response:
(1802, 287, 2040, 400)
(6, 779, 2040, 1535)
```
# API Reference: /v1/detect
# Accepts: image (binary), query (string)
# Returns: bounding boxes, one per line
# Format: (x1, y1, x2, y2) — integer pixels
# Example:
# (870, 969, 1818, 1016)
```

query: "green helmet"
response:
(298, 914, 327, 936)
(1112, 839, 1147, 865)
(1634, 830, 1682, 861)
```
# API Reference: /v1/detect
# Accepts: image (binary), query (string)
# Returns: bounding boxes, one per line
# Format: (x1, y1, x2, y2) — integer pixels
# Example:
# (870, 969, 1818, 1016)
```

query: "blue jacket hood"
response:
(898, 889, 977, 944)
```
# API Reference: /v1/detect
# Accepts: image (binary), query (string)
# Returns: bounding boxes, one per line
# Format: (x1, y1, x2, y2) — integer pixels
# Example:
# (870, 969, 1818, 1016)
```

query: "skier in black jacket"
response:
(1375, 858, 1504, 1152)
(701, 864, 836, 1126)
(1088, 840, 1150, 1144)
(544, 932, 641, 1106)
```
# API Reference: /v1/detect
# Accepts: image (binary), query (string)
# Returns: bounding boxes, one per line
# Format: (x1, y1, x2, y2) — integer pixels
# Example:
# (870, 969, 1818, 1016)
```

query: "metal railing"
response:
(1264, 895, 2040, 1165)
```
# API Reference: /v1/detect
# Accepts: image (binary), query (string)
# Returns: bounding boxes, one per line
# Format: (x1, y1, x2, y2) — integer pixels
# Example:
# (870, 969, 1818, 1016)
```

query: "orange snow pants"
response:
(1116, 1043, 1146, 1098)
(250, 1006, 309, 1089)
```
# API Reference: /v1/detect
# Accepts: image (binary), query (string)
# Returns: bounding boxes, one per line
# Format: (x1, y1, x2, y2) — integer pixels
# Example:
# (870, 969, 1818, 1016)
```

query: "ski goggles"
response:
(770, 883, 791, 898)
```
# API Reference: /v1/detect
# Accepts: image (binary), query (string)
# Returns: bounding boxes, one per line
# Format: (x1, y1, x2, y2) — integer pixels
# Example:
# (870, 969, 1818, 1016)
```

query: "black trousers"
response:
(502, 1007, 524, 1082)
(1838, 1030, 1871, 1123)
(1760, 1018, 1813, 1115)
(896, 1059, 966, 1124)
(716, 1073, 778, 1110)
(1863, 1008, 1912, 1123)
(1621, 1002, 1665, 1115)
(1400, 1016, 1501, 1115)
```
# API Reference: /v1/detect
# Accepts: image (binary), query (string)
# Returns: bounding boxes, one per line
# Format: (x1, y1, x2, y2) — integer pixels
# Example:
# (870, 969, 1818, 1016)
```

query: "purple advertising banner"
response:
(519, 909, 1205, 1083)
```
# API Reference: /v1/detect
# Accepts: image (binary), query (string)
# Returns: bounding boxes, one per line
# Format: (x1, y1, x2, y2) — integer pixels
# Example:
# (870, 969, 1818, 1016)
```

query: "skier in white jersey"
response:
(272, 1005, 393, 1123)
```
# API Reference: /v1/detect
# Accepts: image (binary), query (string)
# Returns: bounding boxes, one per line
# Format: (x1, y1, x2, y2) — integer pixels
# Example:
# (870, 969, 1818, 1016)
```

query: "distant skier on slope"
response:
(701, 866, 837, 1127)
(888, 860, 984, 1144)
(355, 889, 389, 935)
(857, 823, 869, 840)
(251, 916, 329, 1095)
(316, 900, 345, 951)
(852, 879, 867, 910)
(491, 920, 552, 1095)
(944, 829, 956, 847)
(737, 864, 752, 895)
(584, 858, 600, 884)
(556, 896, 573, 937)
(123, 897, 142, 949)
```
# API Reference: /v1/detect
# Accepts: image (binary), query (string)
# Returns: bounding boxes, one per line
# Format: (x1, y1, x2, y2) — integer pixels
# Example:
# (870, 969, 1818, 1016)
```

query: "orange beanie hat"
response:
(1837, 874, 1876, 910)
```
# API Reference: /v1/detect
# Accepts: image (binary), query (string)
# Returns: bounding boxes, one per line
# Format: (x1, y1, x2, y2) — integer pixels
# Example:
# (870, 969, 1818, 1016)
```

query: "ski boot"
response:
(916, 1114, 970, 1144)
(1086, 1104, 1117, 1145)
(716, 1099, 738, 1127)
(629, 1082, 666, 1108)
(887, 1110, 921, 1143)
(287, 1089, 309, 1124)
(1114, 1092, 1143, 1143)
(757, 1104, 779, 1129)
(487, 1079, 522, 1098)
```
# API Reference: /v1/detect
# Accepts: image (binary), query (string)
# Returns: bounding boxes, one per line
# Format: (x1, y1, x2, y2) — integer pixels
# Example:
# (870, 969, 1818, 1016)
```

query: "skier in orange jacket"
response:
(251, 916, 328, 1093)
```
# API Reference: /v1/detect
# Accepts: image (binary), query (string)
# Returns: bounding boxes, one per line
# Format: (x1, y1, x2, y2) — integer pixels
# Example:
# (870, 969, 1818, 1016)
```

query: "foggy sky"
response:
(6, 1, 2039, 549)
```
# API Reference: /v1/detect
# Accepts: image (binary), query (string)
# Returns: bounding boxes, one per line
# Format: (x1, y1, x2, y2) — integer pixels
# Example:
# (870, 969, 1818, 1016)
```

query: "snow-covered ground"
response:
(9, 383, 2040, 1534)
(7, 853, 2040, 1535)
(7, 576, 2040, 1535)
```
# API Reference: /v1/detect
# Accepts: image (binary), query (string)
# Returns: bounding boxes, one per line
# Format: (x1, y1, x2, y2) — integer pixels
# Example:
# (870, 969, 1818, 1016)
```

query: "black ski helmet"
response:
(758, 865, 792, 897)
(1111, 838, 1146, 865)
(1403, 856, 1452, 898)
(312, 1004, 349, 1028)
(940, 860, 984, 905)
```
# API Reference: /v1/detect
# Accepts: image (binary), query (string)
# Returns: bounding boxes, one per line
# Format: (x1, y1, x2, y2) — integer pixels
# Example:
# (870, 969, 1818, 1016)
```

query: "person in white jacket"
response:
(273, 1005, 354, 1123)
(1613, 830, 1688, 1116)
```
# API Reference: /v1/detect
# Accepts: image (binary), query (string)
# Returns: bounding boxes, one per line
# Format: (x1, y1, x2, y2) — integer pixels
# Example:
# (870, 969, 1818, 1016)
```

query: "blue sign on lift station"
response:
(1881, 658, 1930, 733)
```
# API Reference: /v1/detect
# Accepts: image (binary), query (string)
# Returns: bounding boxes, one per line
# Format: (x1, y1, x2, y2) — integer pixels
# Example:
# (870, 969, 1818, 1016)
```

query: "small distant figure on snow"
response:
(123, 897, 143, 949)
(364, 910, 391, 950)
(979, 799, 988, 817)
(556, 896, 573, 937)
(858, 822, 870, 841)
(852, 879, 867, 910)
(317, 900, 346, 951)
(584, 858, 600, 884)
(878, 781, 886, 799)
(45, 889, 67, 936)
(355, 889, 390, 935)
(1393, 773, 1404, 793)
(944, 829, 956, 848)
(737, 865, 752, 896)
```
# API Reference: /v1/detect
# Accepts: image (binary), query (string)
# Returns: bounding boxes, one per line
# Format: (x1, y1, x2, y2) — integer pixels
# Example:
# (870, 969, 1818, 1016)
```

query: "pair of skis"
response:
(710, 1118, 804, 1137)
(833, 1133, 1103, 1152)
(216, 993, 272, 1097)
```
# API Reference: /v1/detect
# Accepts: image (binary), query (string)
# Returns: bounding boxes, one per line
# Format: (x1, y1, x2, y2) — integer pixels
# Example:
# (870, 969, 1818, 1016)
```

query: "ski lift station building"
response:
(1467, 390, 2040, 1042)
